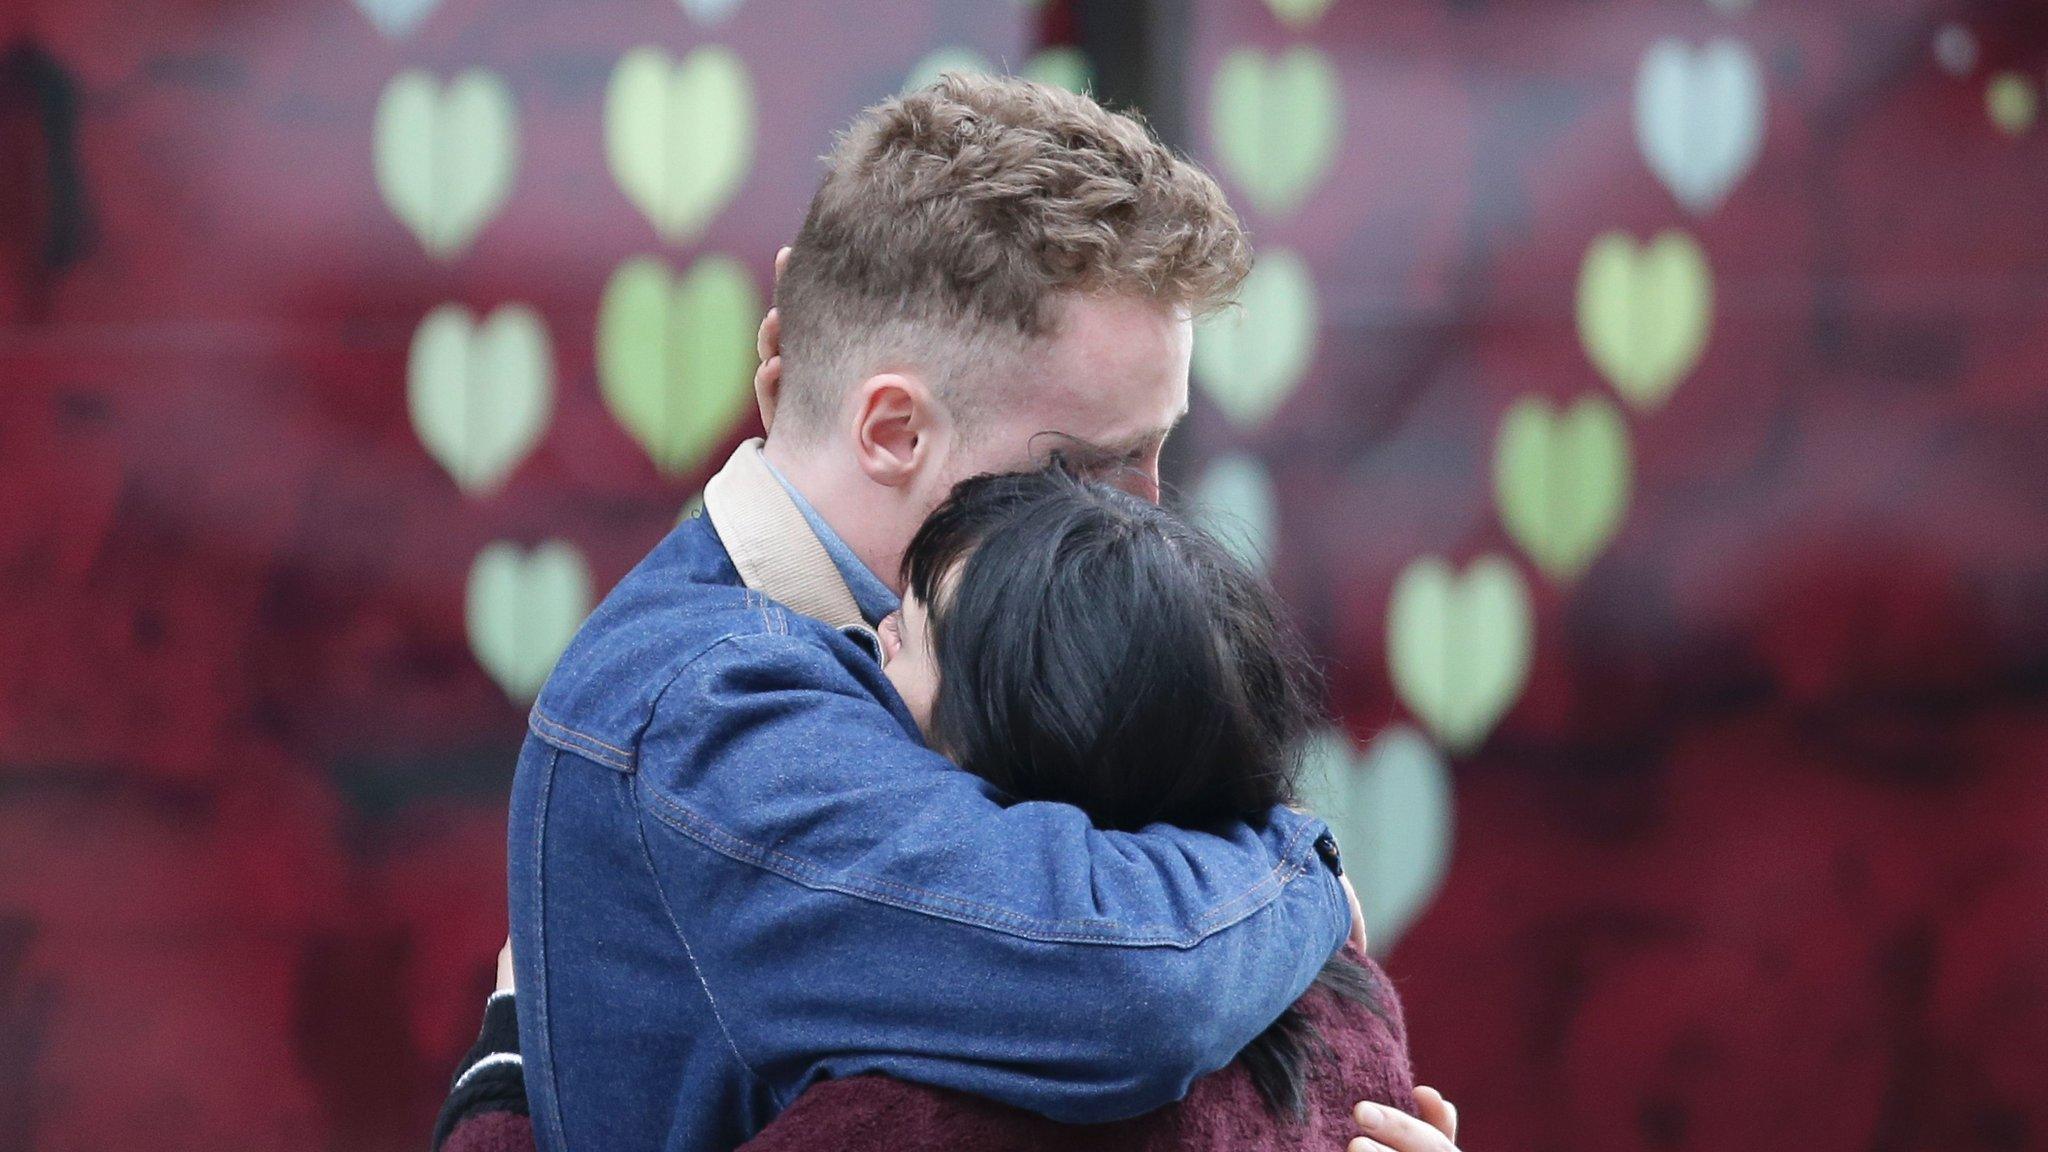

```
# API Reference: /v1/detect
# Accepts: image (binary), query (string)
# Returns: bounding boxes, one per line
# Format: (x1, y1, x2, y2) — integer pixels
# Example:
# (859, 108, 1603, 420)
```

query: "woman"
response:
(438, 463, 1430, 1151)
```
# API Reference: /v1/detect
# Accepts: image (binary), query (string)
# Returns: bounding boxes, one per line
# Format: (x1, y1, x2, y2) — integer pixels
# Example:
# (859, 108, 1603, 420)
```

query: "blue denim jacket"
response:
(507, 511, 1351, 1152)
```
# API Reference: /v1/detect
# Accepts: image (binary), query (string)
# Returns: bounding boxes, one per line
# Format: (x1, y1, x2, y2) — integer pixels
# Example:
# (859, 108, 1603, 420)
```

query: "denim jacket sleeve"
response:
(629, 622, 1352, 1123)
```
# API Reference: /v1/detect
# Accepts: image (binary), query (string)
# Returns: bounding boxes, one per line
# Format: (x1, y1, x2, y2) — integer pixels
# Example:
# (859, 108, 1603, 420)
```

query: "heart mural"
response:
(1209, 46, 1342, 218)
(606, 46, 755, 244)
(1988, 72, 2038, 135)
(1386, 554, 1533, 754)
(374, 69, 518, 260)
(1494, 395, 1632, 584)
(467, 540, 592, 702)
(1297, 724, 1454, 955)
(1634, 37, 1764, 215)
(597, 255, 760, 476)
(1189, 453, 1279, 575)
(354, 0, 440, 38)
(1262, 0, 1334, 28)
(1192, 248, 1319, 429)
(678, 0, 744, 24)
(1577, 230, 1712, 410)
(902, 46, 1093, 95)
(408, 304, 554, 496)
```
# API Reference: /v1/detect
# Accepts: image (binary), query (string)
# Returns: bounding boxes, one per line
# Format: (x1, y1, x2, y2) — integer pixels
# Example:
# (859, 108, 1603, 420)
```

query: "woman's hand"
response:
(1347, 1086, 1458, 1152)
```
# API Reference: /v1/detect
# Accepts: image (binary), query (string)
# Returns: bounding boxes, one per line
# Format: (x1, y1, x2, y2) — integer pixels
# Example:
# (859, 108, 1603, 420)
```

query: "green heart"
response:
(902, 46, 1092, 95)
(407, 303, 553, 496)
(1577, 230, 1712, 410)
(1386, 554, 1533, 754)
(1209, 47, 1342, 218)
(374, 69, 518, 260)
(466, 540, 591, 701)
(606, 46, 755, 243)
(1262, 0, 1334, 27)
(1192, 248, 1319, 429)
(1297, 724, 1453, 955)
(1188, 453, 1278, 575)
(597, 255, 760, 475)
(1988, 72, 2038, 135)
(1493, 395, 1632, 584)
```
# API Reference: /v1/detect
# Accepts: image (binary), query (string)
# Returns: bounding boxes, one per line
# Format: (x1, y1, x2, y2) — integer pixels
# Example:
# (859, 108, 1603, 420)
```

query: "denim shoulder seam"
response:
(626, 774, 783, 1108)
(639, 781, 1319, 948)
(524, 604, 798, 773)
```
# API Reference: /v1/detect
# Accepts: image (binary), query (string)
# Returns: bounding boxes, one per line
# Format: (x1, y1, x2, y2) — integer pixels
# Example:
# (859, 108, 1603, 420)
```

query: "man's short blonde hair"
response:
(773, 72, 1253, 436)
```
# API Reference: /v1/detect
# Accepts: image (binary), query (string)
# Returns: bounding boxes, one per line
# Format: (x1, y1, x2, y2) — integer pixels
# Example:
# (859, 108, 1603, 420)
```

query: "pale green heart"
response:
(374, 69, 518, 260)
(903, 46, 1091, 95)
(1988, 72, 2038, 135)
(1577, 230, 1712, 410)
(597, 255, 760, 475)
(407, 303, 554, 496)
(1023, 48, 1092, 94)
(466, 540, 591, 701)
(606, 46, 755, 243)
(1188, 453, 1278, 575)
(1297, 724, 1453, 955)
(1209, 46, 1342, 218)
(904, 47, 994, 92)
(1493, 395, 1632, 584)
(1263, 0, 1334, 27)
(1192, 249, 1319, 429)
(1386, 554, 1533, 754)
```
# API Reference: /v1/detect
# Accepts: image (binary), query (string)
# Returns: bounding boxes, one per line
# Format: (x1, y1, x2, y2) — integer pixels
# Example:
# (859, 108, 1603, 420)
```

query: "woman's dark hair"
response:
(900, 460, 1391, 1123)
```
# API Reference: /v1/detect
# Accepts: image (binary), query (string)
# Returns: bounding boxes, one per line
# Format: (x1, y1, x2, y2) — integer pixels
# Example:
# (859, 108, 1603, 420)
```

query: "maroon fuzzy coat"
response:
(445, 949, 1414, 1152)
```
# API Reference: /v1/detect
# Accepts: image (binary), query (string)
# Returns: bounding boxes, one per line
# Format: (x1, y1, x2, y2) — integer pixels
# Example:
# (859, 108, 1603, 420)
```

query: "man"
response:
(495, 73, 1462, 1152)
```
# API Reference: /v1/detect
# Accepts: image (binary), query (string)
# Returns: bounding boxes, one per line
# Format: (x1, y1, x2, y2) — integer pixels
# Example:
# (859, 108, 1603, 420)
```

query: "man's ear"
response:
(850, 373, 935, 487)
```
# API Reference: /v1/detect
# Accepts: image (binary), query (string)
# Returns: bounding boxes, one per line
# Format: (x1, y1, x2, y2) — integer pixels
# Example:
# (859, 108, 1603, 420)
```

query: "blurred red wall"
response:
(3, 0, 2046, 1150)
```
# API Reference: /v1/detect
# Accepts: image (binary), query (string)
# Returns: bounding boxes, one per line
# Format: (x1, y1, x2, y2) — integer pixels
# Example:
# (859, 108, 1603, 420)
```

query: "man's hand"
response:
(1347, 1087, 1459, 1152)
(495, 939, 515, 994)
(1339, 874, 1368, 954)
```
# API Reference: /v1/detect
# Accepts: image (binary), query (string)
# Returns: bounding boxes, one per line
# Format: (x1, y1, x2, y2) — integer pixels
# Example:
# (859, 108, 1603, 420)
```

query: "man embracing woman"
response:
(437, 73, 1465, 1152)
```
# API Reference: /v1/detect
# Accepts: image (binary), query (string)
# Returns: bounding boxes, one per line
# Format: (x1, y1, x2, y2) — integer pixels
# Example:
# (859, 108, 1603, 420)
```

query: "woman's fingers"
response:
(495, 939, 516, 993)
(1351, 1101, 1458, 1152)
(1413, 1086, 1457, 1141)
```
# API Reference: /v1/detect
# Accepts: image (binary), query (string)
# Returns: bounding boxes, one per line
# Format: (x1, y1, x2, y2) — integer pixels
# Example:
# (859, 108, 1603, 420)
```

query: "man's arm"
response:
(627, 624, 1349, 1123)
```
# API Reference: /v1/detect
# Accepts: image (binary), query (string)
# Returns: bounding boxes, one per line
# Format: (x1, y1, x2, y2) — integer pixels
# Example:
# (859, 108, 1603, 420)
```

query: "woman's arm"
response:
(433, 945, 535, 1152)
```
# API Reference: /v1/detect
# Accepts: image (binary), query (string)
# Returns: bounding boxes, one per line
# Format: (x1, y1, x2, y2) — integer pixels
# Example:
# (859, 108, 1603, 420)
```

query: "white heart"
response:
(1634, 38, 1765, 215)
(678, 0, 744, 23)
(1298, 725, 1454, 955)
(354, 0, 440, 37)
(1188, 454, 1279, 576)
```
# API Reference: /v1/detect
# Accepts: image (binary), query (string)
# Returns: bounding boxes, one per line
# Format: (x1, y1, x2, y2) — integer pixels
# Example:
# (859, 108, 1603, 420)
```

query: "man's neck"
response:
(761, 435, 906, 597)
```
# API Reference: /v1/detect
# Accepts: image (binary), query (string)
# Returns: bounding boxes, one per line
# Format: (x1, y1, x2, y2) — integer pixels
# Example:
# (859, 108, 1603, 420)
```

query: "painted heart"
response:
(1634, 37, 1764, 215)
(1988, 72, 2038, 135)
(467, 540, 591, 701)
(374, 69, 518, 260)
(1386, 554, 1533, 754)
(1263, 0, 1334, 28)
(1297, 724, 1453, 955)
(678, 0, 743, 24)
(1209, 46, 1342, 218)
(606, 46, 755, 244)
(1189, 453, 1279, 575)
(354, 0, 440, 38)
(407, 303, 553, 497)
(1493, 395, 1632, 583)
(1023, 47, 1092, 94)
(903, 47, 1092, 95)
(905, 47, 993, 92)
(597, 255, 760, 476)
(1577, 230, 1712, 410)
(1192, 248, 1319, 429)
